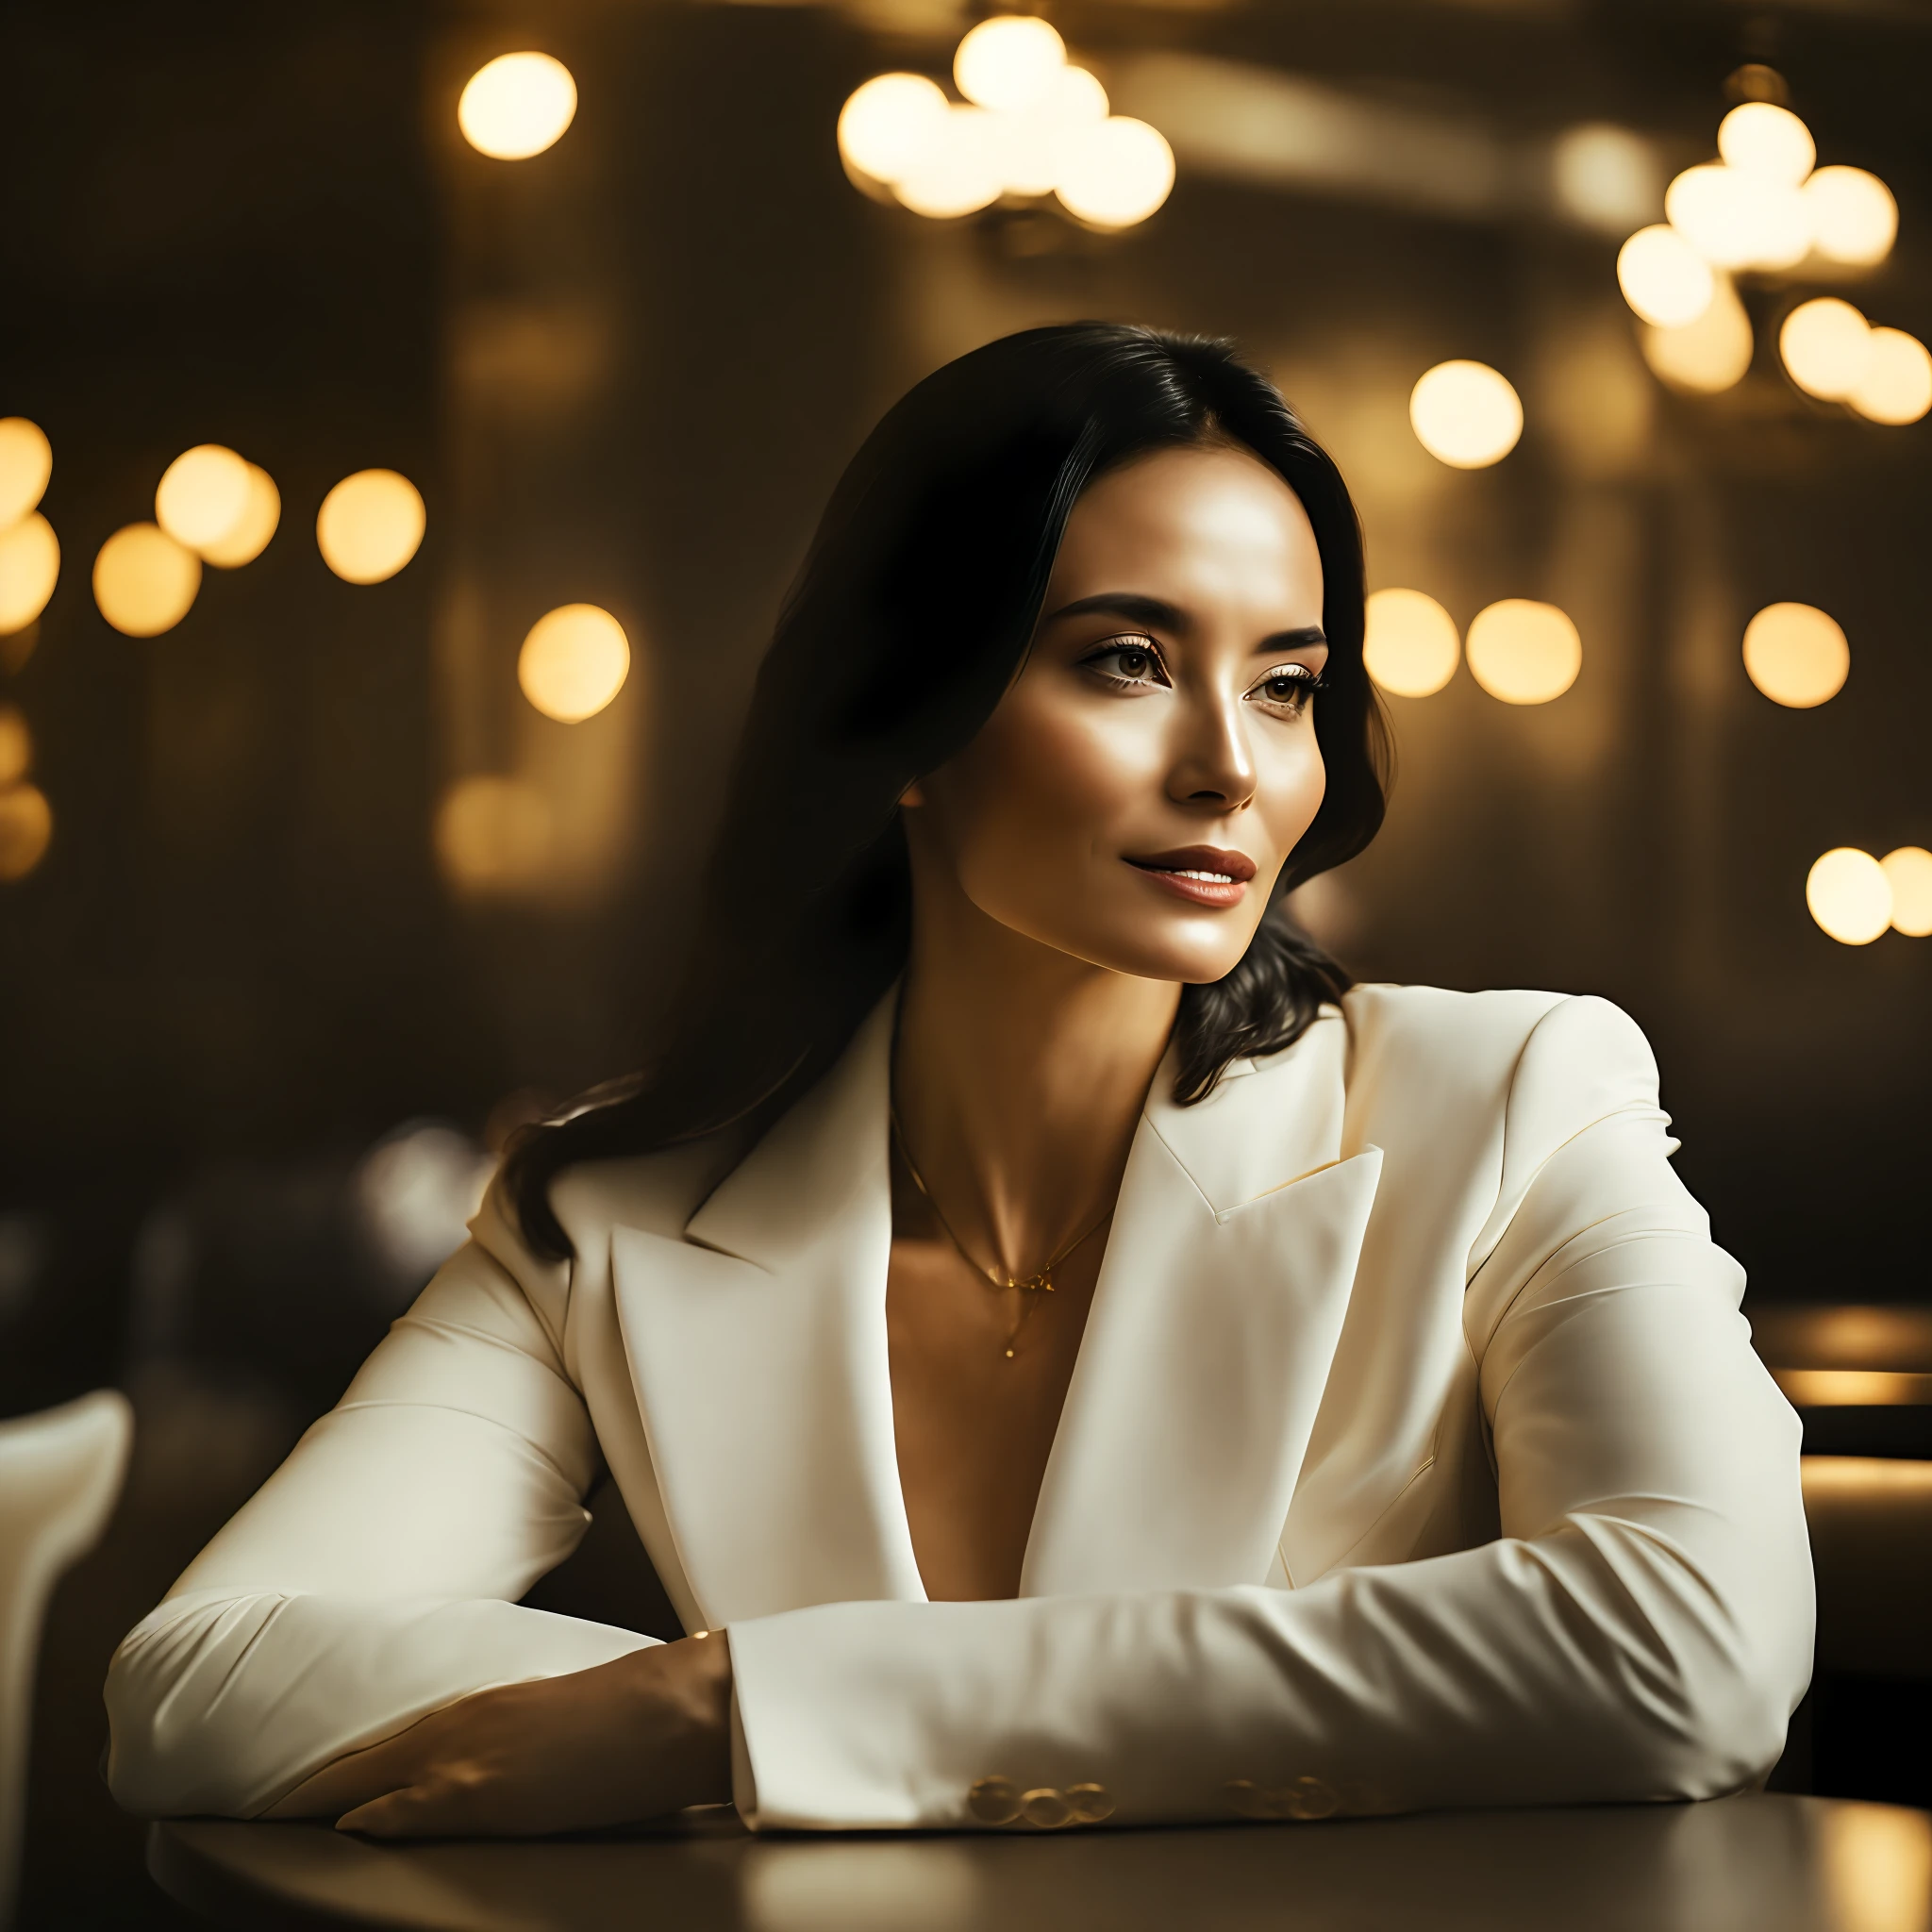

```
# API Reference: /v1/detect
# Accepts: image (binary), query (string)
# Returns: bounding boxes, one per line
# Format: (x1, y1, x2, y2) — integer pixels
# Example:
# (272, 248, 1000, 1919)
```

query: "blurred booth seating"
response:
(0, 1391, 132, 1929)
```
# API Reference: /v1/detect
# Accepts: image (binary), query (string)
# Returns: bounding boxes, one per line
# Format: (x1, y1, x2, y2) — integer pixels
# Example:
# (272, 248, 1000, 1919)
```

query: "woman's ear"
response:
(898, 780, 925, 808)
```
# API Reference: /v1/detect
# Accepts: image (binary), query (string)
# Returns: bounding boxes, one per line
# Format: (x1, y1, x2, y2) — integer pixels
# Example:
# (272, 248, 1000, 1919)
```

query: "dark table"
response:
(150, 1792, 1931, 1931)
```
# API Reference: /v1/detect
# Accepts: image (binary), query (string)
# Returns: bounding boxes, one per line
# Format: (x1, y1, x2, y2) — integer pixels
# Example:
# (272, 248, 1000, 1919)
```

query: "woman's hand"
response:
(263, 1631, 734, 1838)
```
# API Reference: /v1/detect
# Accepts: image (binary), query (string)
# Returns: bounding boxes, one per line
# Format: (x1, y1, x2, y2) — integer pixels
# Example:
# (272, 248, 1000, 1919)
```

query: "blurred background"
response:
(2, 0, 1928, 1923)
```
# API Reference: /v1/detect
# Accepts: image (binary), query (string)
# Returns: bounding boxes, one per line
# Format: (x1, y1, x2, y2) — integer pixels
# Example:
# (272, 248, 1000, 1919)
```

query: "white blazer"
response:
(106, 986, 1814, 1831)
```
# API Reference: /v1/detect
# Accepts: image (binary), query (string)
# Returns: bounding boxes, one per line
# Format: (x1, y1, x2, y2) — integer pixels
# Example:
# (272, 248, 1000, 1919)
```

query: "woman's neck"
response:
(891, 890, 1180, 1280)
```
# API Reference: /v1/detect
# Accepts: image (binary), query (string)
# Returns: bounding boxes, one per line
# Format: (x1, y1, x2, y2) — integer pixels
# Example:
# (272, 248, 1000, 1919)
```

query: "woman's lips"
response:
(1125, 846, 1257, 909)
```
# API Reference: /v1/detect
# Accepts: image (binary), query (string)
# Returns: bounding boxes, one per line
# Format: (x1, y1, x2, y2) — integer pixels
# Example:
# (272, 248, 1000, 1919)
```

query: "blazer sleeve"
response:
(104, 1184, 659, 1819)
(723, 995, 1816, 1830)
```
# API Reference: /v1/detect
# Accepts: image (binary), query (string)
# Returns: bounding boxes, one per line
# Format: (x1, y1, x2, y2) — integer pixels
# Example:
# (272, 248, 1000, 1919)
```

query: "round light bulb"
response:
(92, 523, 200, 637)
(1717, 102, 1815, 187)
(1363, 589, 1460, 697)
(837, 74, 950, 185)
(1407, 360, 1523, 469)
(0, 781, 51, 882)
(953, 16, 1065, 113)
(894, 106, 1005, 219)
(199, 463, 281, 568)
(1616, 225, 1716, 328)
(155, 444, 252, 554)
(0, 513, 59, 634)
(1802, 167, 1896, 267)
(1053, 116, 1175, 228)
(1807, 847, 1891, 946)
(1880, 847, 1932, 938)
(518, 604, 631, 723)
(317, 469, 425, 584)
(988, 67, 1110, 197)
(458, 52, 577, 160)
(1641, 273, 1754, 394)
(1849, 328, 1932, 427)
(1741, 603, 1848, 708)
(1666, 163, 1809, 271)
(1465, 600, 1581, 705)
(0, 419, 52, 531)
(1779, 298, 1873, 401)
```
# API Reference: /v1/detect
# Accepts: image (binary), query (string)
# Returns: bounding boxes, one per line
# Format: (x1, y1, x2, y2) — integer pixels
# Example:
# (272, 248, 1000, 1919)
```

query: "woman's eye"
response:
(1084, 639, 1167, 687)
(1254, 669, 1323, 712)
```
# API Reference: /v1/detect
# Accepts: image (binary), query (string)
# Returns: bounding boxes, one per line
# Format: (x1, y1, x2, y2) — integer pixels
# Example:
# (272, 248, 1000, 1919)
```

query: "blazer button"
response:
(968, 1776, 1023, 1825)
(1021, 1788, 1074, 1829)
(1066, 1782, 1114, 1824)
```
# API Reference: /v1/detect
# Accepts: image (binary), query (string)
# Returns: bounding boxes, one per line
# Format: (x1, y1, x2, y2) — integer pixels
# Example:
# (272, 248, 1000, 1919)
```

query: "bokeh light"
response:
(0, 419, 52, 531)
(1549, 125, 1661, 233)
(954, 15, 1065, 112)
(458, 53, 577, 160)
(1465, 600, 1581, 705)
(1803, 166, 1897, 267)
(317, 469, 425, 584)
(1641, 274, 1753, 393)
(1742, 603, 1849, 708)
(1363, 589, 1459, 697)
(1053, 117, 1175, 228)
(434, 774, 552, 895)
(1616, 225, 1715, 327)
(837, 73, 950, 185)
(199, 463, 281, 568)
(1716, 102, 1815, 186)
(93, 524, 200, 636)
(156, 444, 251, 554)
(1665, 162, 1808, 271)
(1807, 847, 1891, 945)
(517, 604, 631, 723)
(0, 781, 51, 882)
(1849, 328, 1932, 427)
(0, 513, 59, 633)
(989, 65, 1109, 196)
(894, 107, 1004, 219)
(1880, 847, 1932, 938)
(0, 705, 28, 786)
(1779, 298, 1872, 400)
(1407, 361, 1523, 469)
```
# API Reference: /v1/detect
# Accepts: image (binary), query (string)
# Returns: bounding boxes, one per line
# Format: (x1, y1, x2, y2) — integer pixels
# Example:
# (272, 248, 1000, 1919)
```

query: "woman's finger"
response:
(336, 1783, 451, 1838)
(264, 1731, 426, 1819)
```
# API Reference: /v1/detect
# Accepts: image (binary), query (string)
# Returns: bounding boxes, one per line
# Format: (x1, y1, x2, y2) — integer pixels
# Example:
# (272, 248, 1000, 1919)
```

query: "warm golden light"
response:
(199, 463, 281, 568)
(1407, 361, 1523, 469)
(1363, 589, 1459, 697)
(0, 513, 59, 634)
(1616, 225, 1715, 328)
(1807, 847, 1892, 946)
(517, 604, 631, 723)
(1053, 116, 1175, 228)
(434, 775, 552, 895)
(155, 444, 251, 554)
(1779, 298, 1873, 401)
(894, 106, 1004, 219)
(0, 418, 52, 531)
(317, 470, 425, 584)
(1823, 1800, 1932, 1932)
(1742, 602, 1848, 708)
(458, 52, 577, 160)
(988, 66, 1109, 197)
(1803, 166, 1897, 267)
(93, 524, 200, 637)
(1849, 327, 1932, 427)
(1465, 600, 1581, 705)
(0, 781, 51, 882)
(0, 705, 28, 787)
(1881, 847, 1932, 938)
(1716, 102, 1815, 186)
(953, 15, 1065, 113)
(1641, 274, 1753, 393)
(1666, 162, 1808, 271)
(837, 73, 950, 185)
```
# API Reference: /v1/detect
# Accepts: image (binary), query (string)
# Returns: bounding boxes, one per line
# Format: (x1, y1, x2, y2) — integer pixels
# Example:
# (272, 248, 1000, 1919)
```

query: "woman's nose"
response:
(1167, 691, 1257, 810)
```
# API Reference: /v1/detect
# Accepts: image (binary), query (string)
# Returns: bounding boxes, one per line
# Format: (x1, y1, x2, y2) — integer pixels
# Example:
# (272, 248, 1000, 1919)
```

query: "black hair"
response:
(507, 323, 1388, 1259)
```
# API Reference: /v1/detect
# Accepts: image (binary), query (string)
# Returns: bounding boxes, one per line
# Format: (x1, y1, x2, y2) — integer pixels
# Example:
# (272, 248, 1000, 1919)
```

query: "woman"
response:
(108, 324, 1812, 1837)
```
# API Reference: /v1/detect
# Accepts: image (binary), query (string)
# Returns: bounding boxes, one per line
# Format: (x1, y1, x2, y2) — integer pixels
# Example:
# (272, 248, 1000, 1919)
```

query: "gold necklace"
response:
(889, 1103, 1114, 1360)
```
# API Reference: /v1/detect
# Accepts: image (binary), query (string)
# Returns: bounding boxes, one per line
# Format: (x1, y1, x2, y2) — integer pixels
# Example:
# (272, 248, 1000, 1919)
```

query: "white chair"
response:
(0, 1391, 132, 1929)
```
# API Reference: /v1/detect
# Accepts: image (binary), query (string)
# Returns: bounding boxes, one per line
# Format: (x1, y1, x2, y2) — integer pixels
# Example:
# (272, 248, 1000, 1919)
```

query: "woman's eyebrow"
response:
(1257, 626, 1327, 653)
(1041, 591, 1186, 630)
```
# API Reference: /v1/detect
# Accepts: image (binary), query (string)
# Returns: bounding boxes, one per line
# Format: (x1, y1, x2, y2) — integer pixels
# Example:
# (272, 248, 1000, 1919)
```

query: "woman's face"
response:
(903, 441, 1330, 986)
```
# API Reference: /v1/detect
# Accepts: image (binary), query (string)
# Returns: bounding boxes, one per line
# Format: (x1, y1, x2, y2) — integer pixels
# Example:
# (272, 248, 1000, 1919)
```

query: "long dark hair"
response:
(508, 323, 1388, 1259)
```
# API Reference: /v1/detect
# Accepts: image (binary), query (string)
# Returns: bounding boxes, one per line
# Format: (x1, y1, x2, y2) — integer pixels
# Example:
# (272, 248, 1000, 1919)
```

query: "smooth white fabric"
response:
(105, 987, 1814, 1829)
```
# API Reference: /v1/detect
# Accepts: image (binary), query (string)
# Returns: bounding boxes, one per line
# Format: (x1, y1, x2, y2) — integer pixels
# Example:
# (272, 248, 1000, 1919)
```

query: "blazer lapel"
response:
(608, 998, 927, 1626)
(1022, 1013, 1383, 1596)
